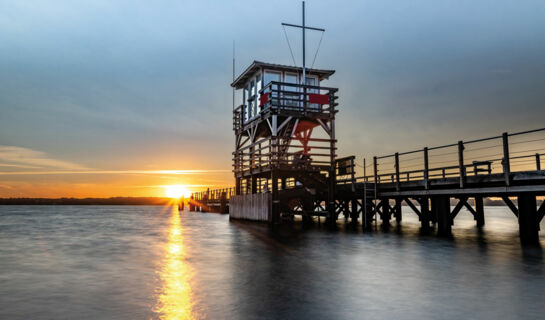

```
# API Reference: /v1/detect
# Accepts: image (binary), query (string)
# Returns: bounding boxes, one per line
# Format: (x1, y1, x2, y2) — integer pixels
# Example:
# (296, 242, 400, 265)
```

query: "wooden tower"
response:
(230, 61, 339, 224)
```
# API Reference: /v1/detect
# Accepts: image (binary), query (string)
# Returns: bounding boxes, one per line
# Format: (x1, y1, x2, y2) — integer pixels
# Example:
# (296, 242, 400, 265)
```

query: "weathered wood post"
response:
(235, 178, 241, 196)
(434, 196, 452, 236)
(381, 199, 390, 229)
(251, 176, 257, 194)
(220, 191, 227, 214)
(458, 141, 465, 188)
(373, 156, 378, 184)
(518, 193, 539, 245)
(419, 197, 430, 230)
(271, 170, 280, 224)
(394, 198, 402, 223)
(189, 194, 195, 212)
(351, 198, 359, 224)
(502, 132, 511, 186)
(328, 169, 336, 227)
(474, 196, 485, 227)
(424, 147, 429, 190)
(395, 152, 400, 192)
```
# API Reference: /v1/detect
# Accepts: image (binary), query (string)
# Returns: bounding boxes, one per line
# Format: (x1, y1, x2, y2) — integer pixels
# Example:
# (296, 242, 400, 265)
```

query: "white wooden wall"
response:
(229, 193, 272, 222)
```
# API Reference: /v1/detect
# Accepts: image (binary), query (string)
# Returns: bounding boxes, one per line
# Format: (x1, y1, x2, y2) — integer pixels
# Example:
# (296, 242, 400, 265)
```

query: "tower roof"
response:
(231, 60, 335, 89)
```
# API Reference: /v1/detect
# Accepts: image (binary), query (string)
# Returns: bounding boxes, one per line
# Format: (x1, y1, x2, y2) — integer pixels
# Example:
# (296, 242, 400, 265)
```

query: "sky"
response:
(1, 0, 544, 197)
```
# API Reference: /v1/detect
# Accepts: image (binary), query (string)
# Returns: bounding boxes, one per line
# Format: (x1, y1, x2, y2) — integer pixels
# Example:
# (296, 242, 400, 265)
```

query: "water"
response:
(1, 205, 544, 320)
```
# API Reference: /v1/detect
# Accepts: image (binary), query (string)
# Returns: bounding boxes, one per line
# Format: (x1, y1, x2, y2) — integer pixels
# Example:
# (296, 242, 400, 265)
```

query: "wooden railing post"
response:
(395, 153, 400, 191)
(424, 147, 429, 190)
(351, 157, 356, 192)
(458, 141, 465, 188)
(363, 158, 367, 179)
(502, 132, 510, 186)
(373, 156, 378, 184)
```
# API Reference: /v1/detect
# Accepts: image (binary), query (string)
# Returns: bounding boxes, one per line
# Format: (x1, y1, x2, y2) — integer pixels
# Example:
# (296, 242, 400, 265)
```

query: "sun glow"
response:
(164, 185, 192, 199)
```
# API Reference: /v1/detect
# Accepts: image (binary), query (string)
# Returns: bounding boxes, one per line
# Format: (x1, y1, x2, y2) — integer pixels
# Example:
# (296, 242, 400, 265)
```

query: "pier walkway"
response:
(191, 127, 545, 244)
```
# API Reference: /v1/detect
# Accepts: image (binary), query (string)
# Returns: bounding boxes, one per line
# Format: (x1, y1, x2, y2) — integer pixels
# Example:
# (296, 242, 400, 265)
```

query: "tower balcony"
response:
(259, 81, 338, 114)
(233, 82, 338, 132)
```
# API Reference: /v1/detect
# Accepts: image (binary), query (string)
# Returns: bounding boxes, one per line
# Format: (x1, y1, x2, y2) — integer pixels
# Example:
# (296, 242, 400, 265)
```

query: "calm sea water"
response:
(1, 205, 544, 320)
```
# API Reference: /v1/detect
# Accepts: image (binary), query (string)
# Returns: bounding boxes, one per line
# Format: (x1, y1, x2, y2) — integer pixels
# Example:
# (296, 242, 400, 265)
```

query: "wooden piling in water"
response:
(474, 197, 485, 228)
(434, 196, 451, 236)
(518, 194, 539, 245)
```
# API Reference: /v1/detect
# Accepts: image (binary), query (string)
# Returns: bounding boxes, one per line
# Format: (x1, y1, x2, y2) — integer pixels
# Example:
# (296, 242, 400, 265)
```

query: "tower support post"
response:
(434, 196, 452, 236)
(394, 198, 402, 223)
(271, 170, 279, 224)
(381, 198, 390, 229)
(475, 197, 485, 228)
(420, 197, 430, 230)
(518, 194, 539, 245)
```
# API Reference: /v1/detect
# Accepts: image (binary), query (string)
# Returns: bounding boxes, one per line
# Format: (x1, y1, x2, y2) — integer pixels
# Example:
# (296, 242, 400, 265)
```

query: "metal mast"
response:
(282, 1, 325, 86)
(302, 1, 305, 85)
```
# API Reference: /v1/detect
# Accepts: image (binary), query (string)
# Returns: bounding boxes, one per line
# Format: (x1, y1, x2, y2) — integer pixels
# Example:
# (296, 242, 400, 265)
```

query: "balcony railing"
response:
(259, 81, 338, 114)
(233, 82, 339, 130)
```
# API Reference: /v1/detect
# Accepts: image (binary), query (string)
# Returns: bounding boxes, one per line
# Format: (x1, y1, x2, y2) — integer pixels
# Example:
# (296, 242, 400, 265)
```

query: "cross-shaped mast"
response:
(282, 1, 325, 86)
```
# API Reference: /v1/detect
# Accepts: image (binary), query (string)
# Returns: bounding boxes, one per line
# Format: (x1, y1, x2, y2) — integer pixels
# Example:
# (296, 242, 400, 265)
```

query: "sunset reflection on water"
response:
(154, 206, 197, 320)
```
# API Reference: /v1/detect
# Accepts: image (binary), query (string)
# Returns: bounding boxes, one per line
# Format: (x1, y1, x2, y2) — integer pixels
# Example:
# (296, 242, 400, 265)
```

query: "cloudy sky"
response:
(1, 0, 544, 197)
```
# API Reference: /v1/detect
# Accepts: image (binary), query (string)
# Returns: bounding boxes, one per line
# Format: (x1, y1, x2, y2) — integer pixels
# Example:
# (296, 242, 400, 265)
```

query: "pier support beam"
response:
(220, 192, 228, 214)
(420, 197, 430, 230)
(518, 194, 539, 245)
(430, 198, 438, 224)
(363, 199, 374, 231)
(351, 198, 359, 224)
(433, 196, 451, 236)
(381, 199, 390, 229)
(251, 176, 257, 194)
(394, 198, 402, 223)
(327, 170, 336, 227)
(235, 178, 241, 196)
(474, 197, 485, 228)
(271, 170, 280, 224)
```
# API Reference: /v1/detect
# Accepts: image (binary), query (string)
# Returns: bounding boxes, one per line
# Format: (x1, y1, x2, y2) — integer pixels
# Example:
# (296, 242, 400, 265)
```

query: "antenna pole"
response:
(232, 40, 235, 111)
(302, 1, 306, 86)
(281, 1, 324, 84)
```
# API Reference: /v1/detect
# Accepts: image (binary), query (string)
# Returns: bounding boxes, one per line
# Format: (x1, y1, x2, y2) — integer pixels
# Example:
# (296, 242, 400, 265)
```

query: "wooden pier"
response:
(189, 188, 235, 214)
(340, 128, 545, 244)
(187, 58, 544, 244)
(193, 127, 544, 244)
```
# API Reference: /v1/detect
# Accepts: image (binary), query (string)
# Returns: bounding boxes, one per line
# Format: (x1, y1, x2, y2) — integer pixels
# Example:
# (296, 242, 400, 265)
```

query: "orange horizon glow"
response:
(0, 168, 234, 198)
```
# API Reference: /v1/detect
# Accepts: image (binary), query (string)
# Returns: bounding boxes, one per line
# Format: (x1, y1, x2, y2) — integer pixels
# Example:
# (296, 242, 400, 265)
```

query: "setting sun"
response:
(164, 185, 192, 199)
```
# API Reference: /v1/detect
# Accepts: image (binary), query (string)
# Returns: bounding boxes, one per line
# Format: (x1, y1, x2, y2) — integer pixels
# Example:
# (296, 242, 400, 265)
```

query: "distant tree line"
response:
(0, 197, 175, 205)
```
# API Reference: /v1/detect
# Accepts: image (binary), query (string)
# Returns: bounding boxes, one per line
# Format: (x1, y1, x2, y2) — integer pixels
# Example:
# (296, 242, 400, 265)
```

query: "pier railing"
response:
(193, 187, 236, 202)
(358, 127, 545, 186)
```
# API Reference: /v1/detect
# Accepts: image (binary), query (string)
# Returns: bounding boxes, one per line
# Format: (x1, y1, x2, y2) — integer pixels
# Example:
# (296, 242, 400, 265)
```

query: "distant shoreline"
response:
(0, 197, 179, 205)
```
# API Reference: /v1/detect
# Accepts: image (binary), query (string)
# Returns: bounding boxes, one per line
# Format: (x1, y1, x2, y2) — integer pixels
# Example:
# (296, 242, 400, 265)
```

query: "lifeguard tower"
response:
(229, 60, 339, 223)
